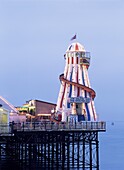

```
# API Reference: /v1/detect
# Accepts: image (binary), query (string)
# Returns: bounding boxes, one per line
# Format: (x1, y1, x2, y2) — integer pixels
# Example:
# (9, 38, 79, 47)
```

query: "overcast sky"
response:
(0, 0, 124, 121)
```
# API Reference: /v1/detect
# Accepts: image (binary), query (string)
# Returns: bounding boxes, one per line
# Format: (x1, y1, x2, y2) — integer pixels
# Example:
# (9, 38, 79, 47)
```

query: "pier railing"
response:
(0, 121, 106, 134)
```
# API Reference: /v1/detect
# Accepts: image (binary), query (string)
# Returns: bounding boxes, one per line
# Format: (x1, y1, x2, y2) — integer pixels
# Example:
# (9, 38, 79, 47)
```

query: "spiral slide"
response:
(59, 74, 96, 99)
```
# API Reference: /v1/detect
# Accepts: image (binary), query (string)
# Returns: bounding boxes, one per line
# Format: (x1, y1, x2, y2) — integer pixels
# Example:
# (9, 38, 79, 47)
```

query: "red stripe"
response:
(72, 57, 74, 64)
(75, 44, 79, 51)
(77, 88, 80, 97)
(68, 57, 69, 64)
(76, 69, 78, 83)
(60, 83, 66, 108)
(77, 70, 80, 96)
(76, 57, 78, 64)
(66, 67, 68, 78)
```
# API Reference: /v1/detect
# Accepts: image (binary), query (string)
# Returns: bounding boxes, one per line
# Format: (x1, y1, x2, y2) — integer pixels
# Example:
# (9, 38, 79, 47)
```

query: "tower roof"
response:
(66, 42, 86, 52)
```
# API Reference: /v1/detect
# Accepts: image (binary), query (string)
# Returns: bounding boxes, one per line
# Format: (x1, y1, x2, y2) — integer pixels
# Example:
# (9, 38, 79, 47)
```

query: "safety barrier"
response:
(0, 121, 106, 134)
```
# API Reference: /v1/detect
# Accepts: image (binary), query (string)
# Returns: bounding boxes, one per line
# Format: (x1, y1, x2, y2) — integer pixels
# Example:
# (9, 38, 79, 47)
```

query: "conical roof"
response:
(66, 42, 86, 52)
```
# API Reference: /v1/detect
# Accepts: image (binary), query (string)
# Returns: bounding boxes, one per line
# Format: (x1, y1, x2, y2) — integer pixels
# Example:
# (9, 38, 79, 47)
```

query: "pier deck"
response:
(0, 121, 106, 170)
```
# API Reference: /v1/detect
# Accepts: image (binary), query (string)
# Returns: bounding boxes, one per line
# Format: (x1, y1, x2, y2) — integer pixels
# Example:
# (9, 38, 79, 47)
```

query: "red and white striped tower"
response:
(56, 41, 97, 122)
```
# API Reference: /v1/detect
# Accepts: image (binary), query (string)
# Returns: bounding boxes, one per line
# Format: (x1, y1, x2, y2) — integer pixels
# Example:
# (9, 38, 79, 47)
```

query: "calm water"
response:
(99, 121, 124, 170)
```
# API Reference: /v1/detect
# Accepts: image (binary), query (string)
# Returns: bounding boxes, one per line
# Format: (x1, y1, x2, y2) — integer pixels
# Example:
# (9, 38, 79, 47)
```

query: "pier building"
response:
(17, 99, 56, 121)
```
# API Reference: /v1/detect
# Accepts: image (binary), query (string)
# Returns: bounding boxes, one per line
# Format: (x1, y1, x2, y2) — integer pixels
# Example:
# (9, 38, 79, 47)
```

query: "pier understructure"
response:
(0, 121, 106, 170)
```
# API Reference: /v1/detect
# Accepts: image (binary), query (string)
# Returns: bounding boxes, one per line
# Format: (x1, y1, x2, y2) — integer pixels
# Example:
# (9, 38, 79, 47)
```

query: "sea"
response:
(99, 121, 124, 170)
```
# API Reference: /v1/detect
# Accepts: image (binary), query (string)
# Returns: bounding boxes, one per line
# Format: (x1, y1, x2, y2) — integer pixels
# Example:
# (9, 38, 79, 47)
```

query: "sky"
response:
(0, 0, 124, 121)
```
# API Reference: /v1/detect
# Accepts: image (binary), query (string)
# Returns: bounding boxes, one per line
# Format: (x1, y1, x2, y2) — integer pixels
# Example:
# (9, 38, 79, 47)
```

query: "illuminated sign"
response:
(69, 97, 90, 103)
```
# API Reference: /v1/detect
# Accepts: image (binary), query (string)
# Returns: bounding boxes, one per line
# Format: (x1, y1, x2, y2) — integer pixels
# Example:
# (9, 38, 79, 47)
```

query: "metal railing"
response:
(0, 121, 106, 134)
(0, 124, 11, 134)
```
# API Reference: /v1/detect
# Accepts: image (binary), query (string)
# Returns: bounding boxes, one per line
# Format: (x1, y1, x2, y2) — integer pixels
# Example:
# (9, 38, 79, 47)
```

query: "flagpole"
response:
(73, 33, 76, 43)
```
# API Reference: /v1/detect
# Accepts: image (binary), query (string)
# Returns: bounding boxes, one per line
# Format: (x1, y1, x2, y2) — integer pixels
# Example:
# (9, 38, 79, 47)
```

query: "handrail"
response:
(0, 121, 106, 134)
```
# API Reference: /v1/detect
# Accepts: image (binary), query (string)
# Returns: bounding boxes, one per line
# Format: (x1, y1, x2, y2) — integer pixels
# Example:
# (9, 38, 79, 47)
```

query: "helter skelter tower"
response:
(56, 40, 97, 122)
